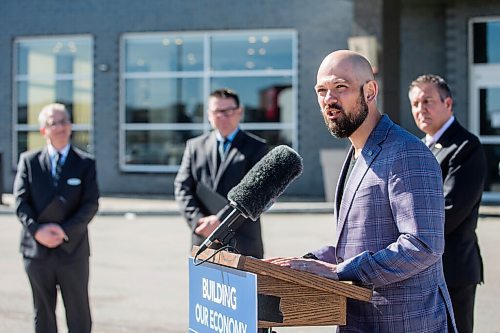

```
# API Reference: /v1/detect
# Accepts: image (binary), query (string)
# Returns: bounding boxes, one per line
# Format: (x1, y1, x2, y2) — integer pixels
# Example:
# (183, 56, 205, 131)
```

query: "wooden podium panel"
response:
(258, 274, 346, 327)
(192, 247, 372, 328)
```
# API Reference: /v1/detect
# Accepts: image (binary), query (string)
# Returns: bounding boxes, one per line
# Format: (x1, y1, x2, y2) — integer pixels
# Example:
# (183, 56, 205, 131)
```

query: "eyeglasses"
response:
(209, 107, 239, 117)
(46, 119, 70, 128)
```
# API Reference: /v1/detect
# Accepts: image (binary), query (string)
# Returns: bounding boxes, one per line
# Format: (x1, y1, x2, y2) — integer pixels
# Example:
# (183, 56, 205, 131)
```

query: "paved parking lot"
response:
(1, 207, 499, 332)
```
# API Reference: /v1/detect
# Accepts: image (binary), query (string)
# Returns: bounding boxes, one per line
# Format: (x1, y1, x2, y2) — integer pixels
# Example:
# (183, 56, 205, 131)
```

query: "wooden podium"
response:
(192, 247, 372, 328)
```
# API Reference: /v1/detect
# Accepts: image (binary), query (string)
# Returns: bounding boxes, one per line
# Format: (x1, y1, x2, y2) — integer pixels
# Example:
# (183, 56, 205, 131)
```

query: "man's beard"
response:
(323, 90, 369, 138)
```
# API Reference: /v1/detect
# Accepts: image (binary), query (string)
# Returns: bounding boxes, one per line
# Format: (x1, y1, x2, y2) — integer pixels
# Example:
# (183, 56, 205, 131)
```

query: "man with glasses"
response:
(13, 103, 99, 333)
(175, 88, 268, 258)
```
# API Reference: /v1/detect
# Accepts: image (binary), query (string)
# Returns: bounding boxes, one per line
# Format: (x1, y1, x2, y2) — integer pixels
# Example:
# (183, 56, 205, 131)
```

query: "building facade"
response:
(384, 0, 500, 201)
(1, 0, 500, 200)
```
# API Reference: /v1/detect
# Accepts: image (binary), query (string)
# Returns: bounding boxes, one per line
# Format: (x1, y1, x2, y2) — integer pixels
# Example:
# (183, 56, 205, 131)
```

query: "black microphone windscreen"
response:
(227, 145, 303, 221)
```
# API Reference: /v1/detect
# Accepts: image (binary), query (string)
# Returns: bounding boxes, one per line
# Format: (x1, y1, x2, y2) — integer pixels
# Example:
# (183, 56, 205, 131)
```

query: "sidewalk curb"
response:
(0, 194, 335, 216)
(0, 203, 335, 217)
(3, 193, 500, 217)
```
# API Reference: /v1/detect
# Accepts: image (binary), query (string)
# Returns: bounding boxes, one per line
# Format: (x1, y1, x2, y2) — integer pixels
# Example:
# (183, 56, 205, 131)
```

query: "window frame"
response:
(469, 16, 500, 141)
(12, 34, 94, 168)
(469, 16, 500, 200)
(119, 29, 298, 173)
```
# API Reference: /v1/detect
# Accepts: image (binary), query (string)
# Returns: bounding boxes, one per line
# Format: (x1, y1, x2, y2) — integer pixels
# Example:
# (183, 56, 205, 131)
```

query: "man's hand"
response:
(264, 257, 339, 280)
(34, 223, 68, 248)
(195, 215, 221, 238)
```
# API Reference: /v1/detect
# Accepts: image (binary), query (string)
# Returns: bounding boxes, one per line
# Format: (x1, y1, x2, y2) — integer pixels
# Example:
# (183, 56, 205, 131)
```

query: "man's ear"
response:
(364, 80, 378, 102)
(40, 127, 46, 136)
(444, 96, 453, 111)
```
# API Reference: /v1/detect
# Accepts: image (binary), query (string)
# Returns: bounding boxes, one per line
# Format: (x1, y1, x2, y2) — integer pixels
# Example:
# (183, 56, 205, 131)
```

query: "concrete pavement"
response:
(1, 194, 500, 332)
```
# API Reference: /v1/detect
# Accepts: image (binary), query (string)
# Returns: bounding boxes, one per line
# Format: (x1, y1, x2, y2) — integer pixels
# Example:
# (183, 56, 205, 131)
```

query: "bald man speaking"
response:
(267, 50, 457, 332)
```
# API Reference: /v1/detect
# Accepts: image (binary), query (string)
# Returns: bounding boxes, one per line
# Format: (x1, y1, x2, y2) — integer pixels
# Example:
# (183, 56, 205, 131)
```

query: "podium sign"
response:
(189, 258, 258, 333)
(191, 247, 373, 328)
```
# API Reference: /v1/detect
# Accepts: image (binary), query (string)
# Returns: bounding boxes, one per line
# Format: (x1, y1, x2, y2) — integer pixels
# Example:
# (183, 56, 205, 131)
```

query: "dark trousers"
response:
(24, 254, 91, 333)
(448, 284, 477, 333)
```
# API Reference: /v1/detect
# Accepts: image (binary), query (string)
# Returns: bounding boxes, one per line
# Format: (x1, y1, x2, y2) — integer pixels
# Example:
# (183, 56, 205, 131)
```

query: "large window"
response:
(469, 18, 500, 195)
(13, 36, 93, 166)
(121, 30, 297, 172)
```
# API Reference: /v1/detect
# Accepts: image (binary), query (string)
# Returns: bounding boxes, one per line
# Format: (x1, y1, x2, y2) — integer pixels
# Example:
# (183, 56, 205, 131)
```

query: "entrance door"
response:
(469, 17, 500, 200)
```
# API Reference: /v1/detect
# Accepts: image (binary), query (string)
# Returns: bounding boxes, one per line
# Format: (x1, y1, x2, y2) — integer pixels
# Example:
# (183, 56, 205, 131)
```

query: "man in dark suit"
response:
(174, 88, 267, 258)
(13, 103, 99, 333)
(409, 74, 486, 333)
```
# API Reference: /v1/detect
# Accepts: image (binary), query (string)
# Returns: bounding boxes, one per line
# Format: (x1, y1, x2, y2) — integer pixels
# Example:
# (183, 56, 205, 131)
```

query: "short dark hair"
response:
(409, 74, 452, 102)
(209, 88, 240, 107)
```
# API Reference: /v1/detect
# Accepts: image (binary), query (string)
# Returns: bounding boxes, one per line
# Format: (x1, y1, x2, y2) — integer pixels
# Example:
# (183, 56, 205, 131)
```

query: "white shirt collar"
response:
(48, 144, 70, 159)
(215, 128, 239, 142)
(425, 115, 455, 146)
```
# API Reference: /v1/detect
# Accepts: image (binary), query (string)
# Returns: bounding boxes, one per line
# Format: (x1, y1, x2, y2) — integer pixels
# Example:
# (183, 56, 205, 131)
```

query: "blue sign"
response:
(188, 258, 257, 333)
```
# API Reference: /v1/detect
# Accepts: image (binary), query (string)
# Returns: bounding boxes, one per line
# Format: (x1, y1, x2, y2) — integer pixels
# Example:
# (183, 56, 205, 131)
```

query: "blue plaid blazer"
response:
(313, 115, 457, 332)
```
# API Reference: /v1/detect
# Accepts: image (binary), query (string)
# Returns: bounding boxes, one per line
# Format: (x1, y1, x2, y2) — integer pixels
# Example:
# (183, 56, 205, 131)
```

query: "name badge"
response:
(67, 178, 81, 186)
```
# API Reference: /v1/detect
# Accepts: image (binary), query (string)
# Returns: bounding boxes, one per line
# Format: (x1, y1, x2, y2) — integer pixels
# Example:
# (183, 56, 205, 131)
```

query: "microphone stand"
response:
(195, 205, 246, 257)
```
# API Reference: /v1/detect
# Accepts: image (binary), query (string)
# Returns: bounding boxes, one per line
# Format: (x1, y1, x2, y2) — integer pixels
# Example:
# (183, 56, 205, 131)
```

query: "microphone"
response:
(195, 145, 303, 257)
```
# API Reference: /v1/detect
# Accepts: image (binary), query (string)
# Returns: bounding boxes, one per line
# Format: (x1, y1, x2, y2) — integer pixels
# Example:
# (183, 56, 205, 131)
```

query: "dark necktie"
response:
(53, 152, 63, 187)
(218, 138, 230, 162)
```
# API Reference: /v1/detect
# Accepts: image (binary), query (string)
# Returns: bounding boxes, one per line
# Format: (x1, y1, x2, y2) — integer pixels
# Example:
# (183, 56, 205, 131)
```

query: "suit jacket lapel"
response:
(61, 147, 76, 175)
(433, 119, 460, 158)
(218, 147, 237, 173)
(39, 147, 51, 175)
(336, 155, 374, 244)
(39, 148, 55, 190)
(213, 131, 243, 188)
(335, 115, 391, 245)
(335, 146, 354, 217)
(204, 133, 219, 186)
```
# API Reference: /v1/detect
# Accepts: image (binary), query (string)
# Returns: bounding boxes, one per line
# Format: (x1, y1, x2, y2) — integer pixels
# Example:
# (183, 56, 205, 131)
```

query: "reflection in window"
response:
(14, 36, 93, 160)
(125, 78, 203, 123)
(121, 30, 296, 172)
(211, 33, 293, 70)
(125, 35, 204, 72)
(482, 144, 500, 192)
(248, 129, 293, 150)
(479, 88, 500, 136)
(17, 38, 92, 75)
(125, 130, 202, 166)
(473, 21, 500, 64)
(211, 77, 292, 123)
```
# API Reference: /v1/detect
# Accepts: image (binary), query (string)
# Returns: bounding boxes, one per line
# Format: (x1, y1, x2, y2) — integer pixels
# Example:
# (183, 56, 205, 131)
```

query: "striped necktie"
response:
(53, 152, 63, 187)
